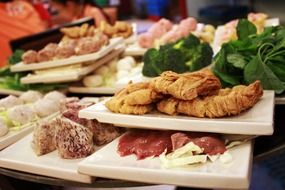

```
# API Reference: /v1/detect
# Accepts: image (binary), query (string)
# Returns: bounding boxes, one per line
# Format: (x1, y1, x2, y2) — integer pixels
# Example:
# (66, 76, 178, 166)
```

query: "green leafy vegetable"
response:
(8, 49, 24, 65)
(0, 50, 67, 92)
(237, 19, 257, 40)
(142, 34, 213, 77)
(213, 19, 285, 94)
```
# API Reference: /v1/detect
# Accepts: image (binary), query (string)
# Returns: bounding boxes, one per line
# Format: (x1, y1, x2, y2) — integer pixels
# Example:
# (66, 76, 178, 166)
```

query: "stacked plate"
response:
(75, 91, 275, 189)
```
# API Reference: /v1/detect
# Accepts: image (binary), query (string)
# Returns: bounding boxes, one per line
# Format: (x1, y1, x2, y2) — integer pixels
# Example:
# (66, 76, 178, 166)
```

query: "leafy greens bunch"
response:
(142, 34, 213, 77)
(213, 19, 285, 94)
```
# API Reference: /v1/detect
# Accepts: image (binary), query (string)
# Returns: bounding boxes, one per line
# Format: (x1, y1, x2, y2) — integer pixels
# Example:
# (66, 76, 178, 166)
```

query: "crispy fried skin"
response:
(150, 69, 221, 100)
(105, 82, 161, 114)
(157, 81, 263, 118)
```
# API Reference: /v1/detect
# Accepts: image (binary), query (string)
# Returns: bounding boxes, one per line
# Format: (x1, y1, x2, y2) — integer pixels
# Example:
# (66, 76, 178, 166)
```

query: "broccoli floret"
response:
(158, 45, 188, 74)
(142, 48, 161, 77)
(142, 34, 213, 77)
(186, 43, 213, 71)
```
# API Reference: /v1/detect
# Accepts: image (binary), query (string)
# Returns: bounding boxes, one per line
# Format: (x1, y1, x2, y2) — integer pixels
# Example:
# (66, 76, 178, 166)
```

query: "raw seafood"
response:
(150, 69, 221, 100)
(157, 81, 263, 118)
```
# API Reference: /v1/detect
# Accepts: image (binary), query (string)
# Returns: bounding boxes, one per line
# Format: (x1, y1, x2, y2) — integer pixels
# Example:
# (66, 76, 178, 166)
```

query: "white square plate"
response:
(78, 137, 253, 189)
(79, 91, 274, 135)
(0, 134, 93, 183)
(0, 123, 33, 150)
(20, 47, 124, 84)
(68, 86, 116, 95)
(10, 38, 124, 72)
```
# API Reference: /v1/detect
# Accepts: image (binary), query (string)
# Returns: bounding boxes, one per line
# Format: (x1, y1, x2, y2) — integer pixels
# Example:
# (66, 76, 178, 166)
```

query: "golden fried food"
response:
(157, 81, 263, 118)
(99, 21, 133, 38)
(105, 82, 162, 115)
(119, 104, 153, 115)
(151, 69, 221, 101)
(125, 89, 163, 105)
(60, 27, 80, 38)
(79, 23, 89, 37)
(60, 24, 95, 40)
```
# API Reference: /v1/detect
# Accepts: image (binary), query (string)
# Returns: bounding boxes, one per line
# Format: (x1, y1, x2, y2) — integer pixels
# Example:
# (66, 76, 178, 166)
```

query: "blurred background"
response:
(1, 0, 285, 66)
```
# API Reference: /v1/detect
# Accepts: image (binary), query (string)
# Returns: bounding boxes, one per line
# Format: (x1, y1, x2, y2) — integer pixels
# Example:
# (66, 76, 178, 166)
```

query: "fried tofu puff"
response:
(150, 69, 221, 101)
(157, 81, 263, 118)
(105, 82, 161, 115)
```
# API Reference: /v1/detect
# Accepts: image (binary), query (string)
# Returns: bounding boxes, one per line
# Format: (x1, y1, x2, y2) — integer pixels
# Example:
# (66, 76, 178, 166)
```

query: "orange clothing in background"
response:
(0, 1, 45, 67)
(84, 5, 117, 26)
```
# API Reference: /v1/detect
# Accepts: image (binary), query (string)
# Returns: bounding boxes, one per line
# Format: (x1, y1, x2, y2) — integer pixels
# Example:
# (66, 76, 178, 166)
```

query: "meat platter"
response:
(78, 135, 253, 189)
(10, 37, 124, 72)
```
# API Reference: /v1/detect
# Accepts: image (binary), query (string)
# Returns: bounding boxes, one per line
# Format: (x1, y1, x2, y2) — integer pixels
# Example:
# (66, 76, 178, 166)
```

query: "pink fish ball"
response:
(158, 18, 173, 31)
(179, 17, 197, 32)
(138, 33, 155, 48)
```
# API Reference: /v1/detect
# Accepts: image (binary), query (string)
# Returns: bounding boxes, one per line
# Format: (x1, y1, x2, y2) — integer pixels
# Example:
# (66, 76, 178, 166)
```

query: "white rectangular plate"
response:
(10, 38, 124, 72)
(275, 94, 285, 105)
(0, 124, 33, 150)
(20, 47, 124, 84)
(79, 91, 274, 135)
(123, 43, 147, 56)
(0, 134, 93, 183)
(69, 86, 116, 95)
(0, 112, 59, 150)
(0, 89, 24, 96)
(78, 137, 253, 189)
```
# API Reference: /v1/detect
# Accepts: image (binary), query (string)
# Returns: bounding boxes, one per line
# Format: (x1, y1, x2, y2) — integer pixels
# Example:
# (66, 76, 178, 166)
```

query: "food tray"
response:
(20, 47, 124, 84)
(0, 134, 93, 183)
(10, 38, 124, 72)
(79, 91, 274, 135)
(78, 136, 253, 189)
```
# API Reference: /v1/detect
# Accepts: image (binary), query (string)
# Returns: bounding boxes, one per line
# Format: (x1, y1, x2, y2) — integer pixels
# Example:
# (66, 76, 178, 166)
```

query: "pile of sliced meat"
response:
(138, 17, 197, 48)
(118, 129, 226, 160)
(32, 98, 123, 159)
